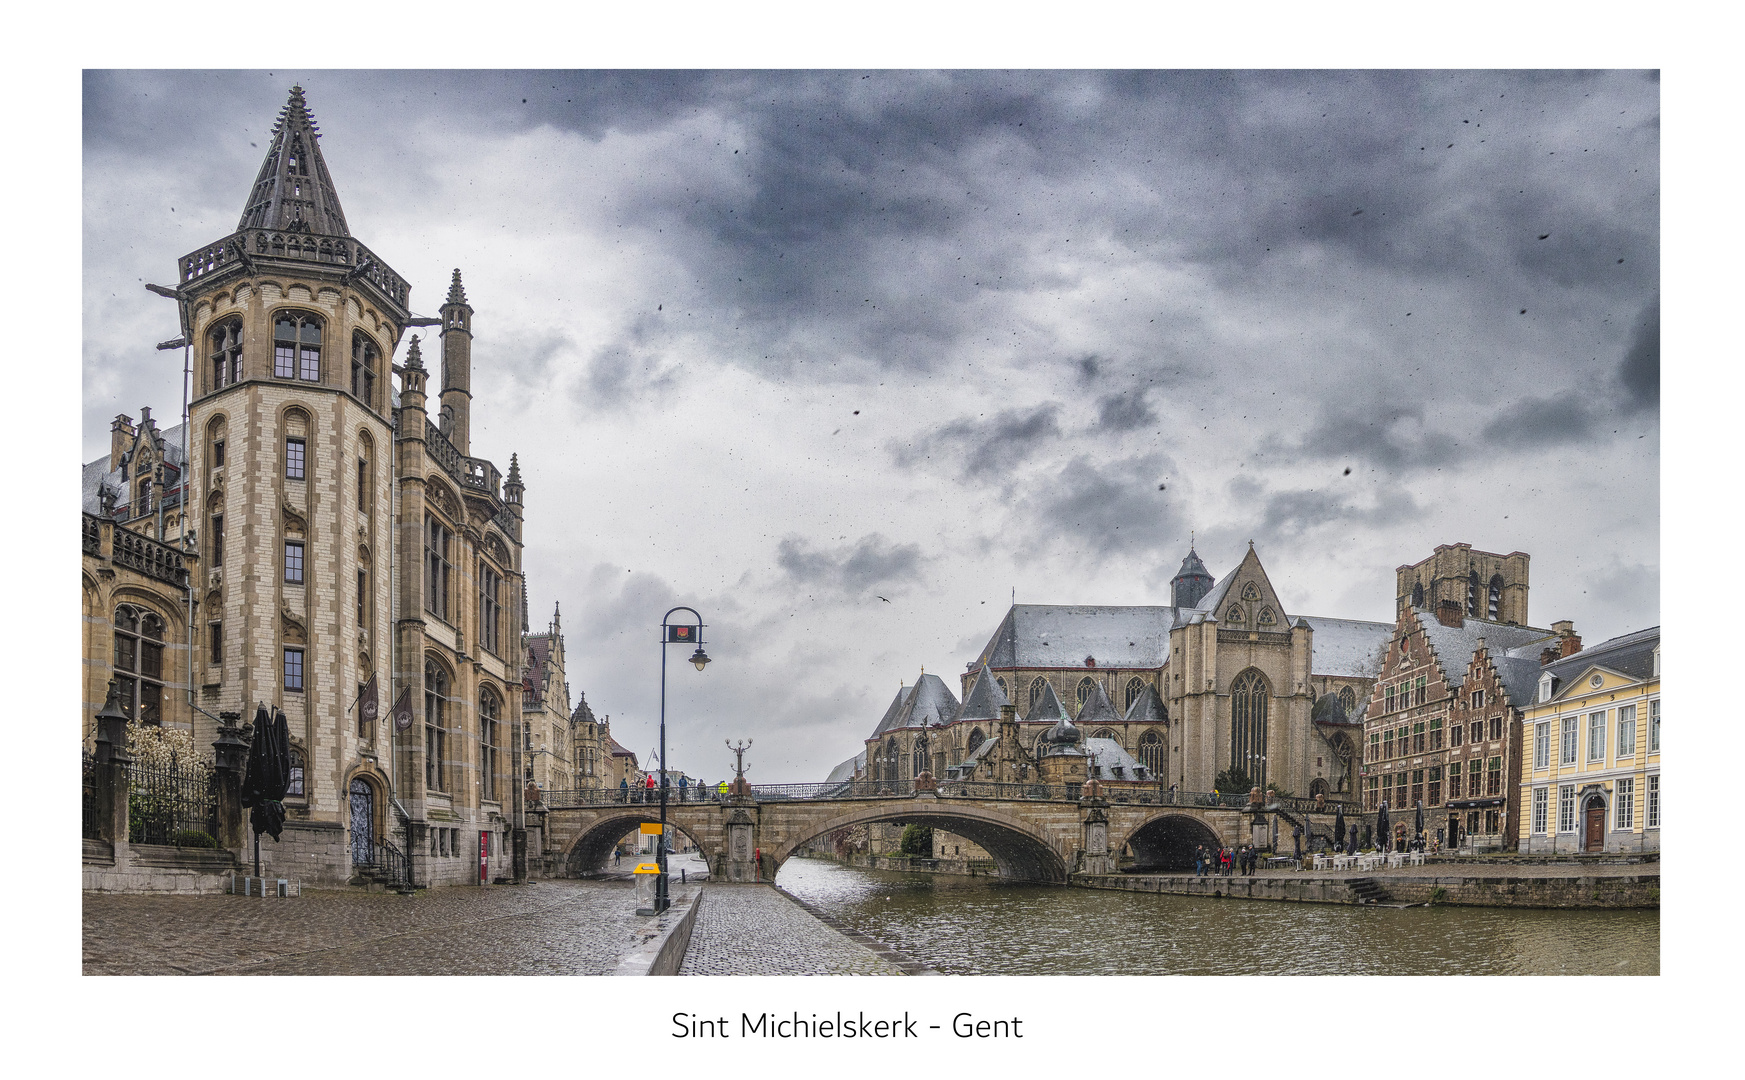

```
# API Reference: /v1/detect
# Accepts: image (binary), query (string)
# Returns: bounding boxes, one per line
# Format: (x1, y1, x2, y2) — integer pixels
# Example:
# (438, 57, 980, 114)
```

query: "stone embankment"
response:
(1076, 857, 1659, 909)
(679, 884, 920, 975)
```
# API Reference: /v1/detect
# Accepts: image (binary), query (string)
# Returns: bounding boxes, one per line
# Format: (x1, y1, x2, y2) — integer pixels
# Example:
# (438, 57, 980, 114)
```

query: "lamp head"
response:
(690, 647, 711, 671)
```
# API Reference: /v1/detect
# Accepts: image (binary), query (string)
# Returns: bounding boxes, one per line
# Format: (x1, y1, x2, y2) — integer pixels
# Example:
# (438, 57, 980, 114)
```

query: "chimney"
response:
(110, 414, 136, 471)
(1540, 646, 1560, 665)
(1435, 599, 1464, 628)
(1552, 620, 1581, 657)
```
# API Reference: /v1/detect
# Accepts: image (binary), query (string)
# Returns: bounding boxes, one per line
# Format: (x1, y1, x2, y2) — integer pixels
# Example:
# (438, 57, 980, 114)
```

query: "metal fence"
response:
(532, 780, 1356, 810)
(82, 753, 100, 840)
(127, 761, 217, 846)
(357, 838, 409, 888)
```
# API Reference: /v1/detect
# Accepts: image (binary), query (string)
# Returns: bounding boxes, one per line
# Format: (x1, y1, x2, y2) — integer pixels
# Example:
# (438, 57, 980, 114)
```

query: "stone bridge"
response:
(542, 786, 1355, 883)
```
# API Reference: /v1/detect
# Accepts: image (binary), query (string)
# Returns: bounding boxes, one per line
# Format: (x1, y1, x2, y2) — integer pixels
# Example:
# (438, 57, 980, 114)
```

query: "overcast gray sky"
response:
(82, 69, 1658, 783)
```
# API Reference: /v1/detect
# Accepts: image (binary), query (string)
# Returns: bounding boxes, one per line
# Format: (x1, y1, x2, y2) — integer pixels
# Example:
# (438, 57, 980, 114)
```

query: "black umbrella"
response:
(1334, 804, 1346, 854)
(241, 703, 292, 878)
(1414, 802, 1425, 847)
(1376, 802, 1390, 853)
(1348, 824, 1358, 855)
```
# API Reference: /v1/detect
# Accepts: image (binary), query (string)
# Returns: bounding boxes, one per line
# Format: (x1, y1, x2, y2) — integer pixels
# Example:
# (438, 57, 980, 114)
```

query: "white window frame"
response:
(1614, 777, 1635, 830)
(1616, 704, 1637, 758)
(1587, 711, 1606, 763)
(1648, 698, 1660, 753)
(1560, 716, 1578, 765)
(1532, 787, 1548, 834)
(1646, 775, 1659, 828)
(1557, 784, 1576, 833)
(1533, 722, 1550, 771)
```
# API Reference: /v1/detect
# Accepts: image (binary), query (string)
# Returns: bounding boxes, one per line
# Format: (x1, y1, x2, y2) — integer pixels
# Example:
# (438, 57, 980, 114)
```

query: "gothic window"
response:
(1123, 677, 1144, 711)
(356, 557, 370, 633)
(1092, 728, 1117, 743)
(351, 332, 379, 408)
(1241, 582, 1261, 601)
(1467, 571, 1480, 617)
(1076, 676, 1097, 705)
(1258, 606, 1277, 627)
(480, 688, 501, 803)
(1226, 605, 1245, 624)
(966, 728, 985, 754)
(209, 514, 224, 566)
(1339, 685, 1357, 714)
(1488, 575, 1503, 620)
(479, 563, 502, 654)
(357, 435, 373, 511)
(425, 514, 453, 622)
(136, 478, 153, 516)
(912, 736, 929, 777)
(996, 677, 1007, 697)
(1030, 677, 1049, 709)
(1411, 582, 1424, 608)
(209, 319, 242, 391)
(1139, 730, 1165, 776)
(884, 738, 900, 783)
(113, 605, 166, 726)
(274, 312, 323, 381)
(425, 658, 449, 791)
(209, 622, 223, 665)
(1229, 668, 1269, 787)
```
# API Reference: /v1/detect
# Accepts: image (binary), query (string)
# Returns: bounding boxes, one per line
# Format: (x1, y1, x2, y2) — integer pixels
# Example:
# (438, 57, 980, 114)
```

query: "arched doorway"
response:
(1582, 794, 1607, 852)
(349, 778, 377, 865)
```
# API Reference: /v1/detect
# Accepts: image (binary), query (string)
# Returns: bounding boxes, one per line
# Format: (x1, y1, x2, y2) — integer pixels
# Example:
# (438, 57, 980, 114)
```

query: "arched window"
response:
(1339, 685, 1357, 714)
(1230, 668, 1270, 788)
(1126, 677, 1146, 711)
(424, 659, 449, 791)
(1092, 728, 1117, 744)
(1488, 575, 1503, 620)
(209, 318, 242, 391)
(966, 727, 985, 754)
(274, 312, 322, 381)
(1226, 604, 1245, 624)
(884, 737, 900, 783)
(425, 513, 453, 621)
(1076, 676, 1097, 705)
(480, 688, 501, 803)
(912, 735, 929, 777)
(1030, 677, 1049, 708)
(1411, 582, 1425, 608)
(1467, 571, 1480, 617)
(351, 332, 379, 407)
(996, 677, 1007, 697)
(1138, 730, 1165, 777)
(113, 605, 166, 726)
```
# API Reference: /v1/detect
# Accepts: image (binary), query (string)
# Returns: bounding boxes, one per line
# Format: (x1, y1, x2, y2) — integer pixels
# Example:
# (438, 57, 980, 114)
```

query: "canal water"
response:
(774, 857, 1659, 975)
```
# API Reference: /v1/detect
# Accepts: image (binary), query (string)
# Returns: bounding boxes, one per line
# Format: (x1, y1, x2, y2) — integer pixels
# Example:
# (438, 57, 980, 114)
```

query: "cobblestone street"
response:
(680, 885, 906, 975)
(83, 877, 696, 976)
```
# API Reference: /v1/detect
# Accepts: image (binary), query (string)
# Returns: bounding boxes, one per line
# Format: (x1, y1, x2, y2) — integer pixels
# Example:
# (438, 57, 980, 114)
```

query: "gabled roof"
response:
(1304, 616, 1395, 679)
(83, 419, 190, 517)
(1195, 565, 1242, 619)
(1121, 683, 1168, 725)
(1024, 681, 1072, 725)
(871, 674, 959, 735)
(953, 665, 1010, 723)
(1083, 737, 1151, 782)
(1540, 626, 1660, 701)
(1073, 681, 1120, 725)
(976, 604, 1187, 670)
(1414, 610, 1556, 692)
(824, 751, 866, 785)
(238, 86, 351, 236)
(1492, 654, 1545, 712)
(523, 635, 553, 706)
(869, 684, 915, 738)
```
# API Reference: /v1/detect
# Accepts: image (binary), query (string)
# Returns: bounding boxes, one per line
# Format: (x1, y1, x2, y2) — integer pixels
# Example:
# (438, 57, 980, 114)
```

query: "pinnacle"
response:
(405, 335, 424, 368)
(446, 268, 469, 305)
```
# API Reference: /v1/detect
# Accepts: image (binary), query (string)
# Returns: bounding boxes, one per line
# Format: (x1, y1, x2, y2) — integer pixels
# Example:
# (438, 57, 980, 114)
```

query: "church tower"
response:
(1171, 544, 1214, 609)
(439, 270, 474, 453)
(181, 87, 409, 864)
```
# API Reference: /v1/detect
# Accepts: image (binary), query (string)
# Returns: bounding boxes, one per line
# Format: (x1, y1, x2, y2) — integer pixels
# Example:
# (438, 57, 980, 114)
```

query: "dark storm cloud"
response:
(1096, 390, 1156, 432)
(1479, 394, 1600, 449)
(776, 534, 928, 597)
(1280, 395, 1470, 472)
(1254, 485, 1423, 539)
(891, 404, 1062, 479)
(1011, 453, 1182, 560)
(1617, 296, 1659, 412)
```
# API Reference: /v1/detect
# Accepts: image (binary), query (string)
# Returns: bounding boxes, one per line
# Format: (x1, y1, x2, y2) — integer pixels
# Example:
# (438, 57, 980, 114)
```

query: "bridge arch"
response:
(769, 802, 1071, 883)
(1116, 812, 1227, 872)
(561, 811, 710, 876)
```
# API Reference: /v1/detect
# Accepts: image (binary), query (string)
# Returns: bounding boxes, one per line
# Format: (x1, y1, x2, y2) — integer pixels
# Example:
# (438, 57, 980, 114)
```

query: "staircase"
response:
(351, 839, 410, 891)
(1346, 877, 1390, 905)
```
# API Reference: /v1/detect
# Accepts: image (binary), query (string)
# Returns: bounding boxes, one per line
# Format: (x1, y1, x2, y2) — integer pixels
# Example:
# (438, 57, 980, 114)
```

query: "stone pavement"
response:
(83, 876, 698, 976)
(680, 885, 906, 976)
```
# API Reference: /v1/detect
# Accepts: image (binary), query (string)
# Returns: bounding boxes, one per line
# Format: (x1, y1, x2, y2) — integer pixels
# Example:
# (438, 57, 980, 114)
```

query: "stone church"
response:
(82, 87, 560, 887)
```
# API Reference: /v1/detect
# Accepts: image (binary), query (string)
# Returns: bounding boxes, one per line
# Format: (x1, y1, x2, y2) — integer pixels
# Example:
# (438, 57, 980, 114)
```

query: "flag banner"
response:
(666, 624, 699, 643)
(359, 672, 379, 724)
(390, 686, 414, 732)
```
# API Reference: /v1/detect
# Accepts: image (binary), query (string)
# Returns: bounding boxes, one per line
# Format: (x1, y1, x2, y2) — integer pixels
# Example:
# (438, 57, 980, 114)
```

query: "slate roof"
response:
(870, 674, 959, 736)
(1301, 616, 1396, 678)
(824, 751, 866, 785)
(83, 420, 190, 516)
(976, 605, 1187, 669)
(1413, 610, 1556, 692)
(1023, 681, 1072, 725)
(1121, 683, 1168, 725)
(869, 685, 914, 738)
(1195, 566, 1242, 619)
(1073, 681, 1120, 725)
(237, 86, 352, 236)
(1541, 626, 1660, 697)
(953, 666, 1010, 723)
(1492, 655, 1546, 711)
(1083, 737, 1152, 782)
(523, 634, 553, 706)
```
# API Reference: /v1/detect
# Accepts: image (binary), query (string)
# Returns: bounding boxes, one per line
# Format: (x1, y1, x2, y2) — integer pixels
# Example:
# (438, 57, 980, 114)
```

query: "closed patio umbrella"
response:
(1414, 802, 1425, 847)
(1333, 804, 1346, 856)
(1376, 802, 1390, 852)
(240, 703, 292, 879)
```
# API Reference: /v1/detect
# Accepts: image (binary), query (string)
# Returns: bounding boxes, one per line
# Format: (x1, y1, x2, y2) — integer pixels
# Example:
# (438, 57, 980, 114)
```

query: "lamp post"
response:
(655, 607, 711, 913)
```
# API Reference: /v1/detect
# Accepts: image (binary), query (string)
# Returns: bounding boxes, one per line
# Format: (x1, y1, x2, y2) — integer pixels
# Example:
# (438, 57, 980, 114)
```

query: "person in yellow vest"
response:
(717, 780, 728, 800)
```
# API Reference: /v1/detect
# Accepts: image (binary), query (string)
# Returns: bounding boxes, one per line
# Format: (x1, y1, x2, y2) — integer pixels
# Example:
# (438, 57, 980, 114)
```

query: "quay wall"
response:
(1073, 870, 1660, 909)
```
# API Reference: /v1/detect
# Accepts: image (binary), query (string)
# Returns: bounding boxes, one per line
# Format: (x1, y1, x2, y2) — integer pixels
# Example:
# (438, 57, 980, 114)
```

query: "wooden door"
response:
(1584, 799, 1605, 852)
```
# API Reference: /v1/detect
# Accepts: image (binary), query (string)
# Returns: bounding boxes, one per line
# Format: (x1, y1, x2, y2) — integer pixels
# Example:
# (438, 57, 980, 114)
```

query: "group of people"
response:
(615, 774, 729, 803)
(1193, 844, 1261, 876)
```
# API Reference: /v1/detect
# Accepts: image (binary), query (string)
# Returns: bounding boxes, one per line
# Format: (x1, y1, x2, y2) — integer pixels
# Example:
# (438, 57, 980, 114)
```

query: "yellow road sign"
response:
(639, 823, 665, 835)
(633, 863, 661, 874)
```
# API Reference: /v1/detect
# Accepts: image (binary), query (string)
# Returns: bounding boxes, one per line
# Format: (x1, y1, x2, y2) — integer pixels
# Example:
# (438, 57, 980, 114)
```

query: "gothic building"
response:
(83, 87, 537, 887)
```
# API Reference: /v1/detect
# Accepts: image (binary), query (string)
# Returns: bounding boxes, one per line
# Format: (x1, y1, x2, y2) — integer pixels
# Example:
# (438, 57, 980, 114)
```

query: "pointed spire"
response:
(506, 453, 522, 485)
(446, 268, 469, 306)
(405, 335, 424, 369)
(238, 85, 350, 236)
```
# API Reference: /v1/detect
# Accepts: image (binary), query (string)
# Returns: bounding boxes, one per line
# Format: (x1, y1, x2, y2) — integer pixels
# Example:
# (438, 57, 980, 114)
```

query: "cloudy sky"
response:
(82, 69, 1658, 784)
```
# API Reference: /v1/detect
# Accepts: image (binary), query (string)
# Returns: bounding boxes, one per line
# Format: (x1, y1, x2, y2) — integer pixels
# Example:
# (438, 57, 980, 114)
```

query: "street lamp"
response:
(655, 607, 710, 913)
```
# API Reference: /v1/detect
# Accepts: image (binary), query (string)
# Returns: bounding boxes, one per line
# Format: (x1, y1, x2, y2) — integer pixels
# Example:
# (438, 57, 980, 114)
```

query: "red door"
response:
(1583, 800, 1605, 852)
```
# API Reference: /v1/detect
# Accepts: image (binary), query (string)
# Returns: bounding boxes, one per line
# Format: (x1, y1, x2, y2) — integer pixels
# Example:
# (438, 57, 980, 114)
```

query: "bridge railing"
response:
(534, 782, 1326, 809)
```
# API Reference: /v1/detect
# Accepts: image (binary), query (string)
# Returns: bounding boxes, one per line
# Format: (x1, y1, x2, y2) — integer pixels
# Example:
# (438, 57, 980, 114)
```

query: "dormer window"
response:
(1539, 672, 1555, 703)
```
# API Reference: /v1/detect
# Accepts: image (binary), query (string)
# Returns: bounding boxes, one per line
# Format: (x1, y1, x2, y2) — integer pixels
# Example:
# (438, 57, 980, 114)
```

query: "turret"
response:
(439, 269, 474, 454)
(1171, 543, 1215, 609)
(400, 335, 429, 414)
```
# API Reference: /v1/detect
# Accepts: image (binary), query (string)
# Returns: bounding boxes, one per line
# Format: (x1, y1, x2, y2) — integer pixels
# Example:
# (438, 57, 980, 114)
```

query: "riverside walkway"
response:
(680, 885, 914, 975)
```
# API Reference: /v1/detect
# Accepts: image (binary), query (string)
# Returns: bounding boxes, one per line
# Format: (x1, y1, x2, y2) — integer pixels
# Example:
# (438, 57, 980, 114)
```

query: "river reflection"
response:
(774, 857, 1658, 975)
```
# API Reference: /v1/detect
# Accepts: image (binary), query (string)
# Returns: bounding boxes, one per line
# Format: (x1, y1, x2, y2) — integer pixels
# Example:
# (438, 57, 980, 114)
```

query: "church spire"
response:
(237, 85, 351, 236)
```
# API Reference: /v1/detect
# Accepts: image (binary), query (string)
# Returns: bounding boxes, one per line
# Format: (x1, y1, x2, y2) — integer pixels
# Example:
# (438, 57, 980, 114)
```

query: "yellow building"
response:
(1518, 626, 1659, 854)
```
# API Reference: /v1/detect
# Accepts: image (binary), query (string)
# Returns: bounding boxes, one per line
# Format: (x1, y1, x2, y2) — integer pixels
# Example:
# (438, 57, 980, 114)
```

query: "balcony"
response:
(178, 230, 410, 311)
(85, 513, 189, 589)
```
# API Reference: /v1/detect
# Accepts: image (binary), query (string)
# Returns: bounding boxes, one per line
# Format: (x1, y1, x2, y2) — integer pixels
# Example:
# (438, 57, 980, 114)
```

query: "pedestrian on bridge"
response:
(679, 774, 689, 803)
(619, 777, 629, 803)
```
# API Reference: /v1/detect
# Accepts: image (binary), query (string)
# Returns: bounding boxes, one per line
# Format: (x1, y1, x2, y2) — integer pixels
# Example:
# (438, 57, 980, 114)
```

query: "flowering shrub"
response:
(126, 721, 213, 778)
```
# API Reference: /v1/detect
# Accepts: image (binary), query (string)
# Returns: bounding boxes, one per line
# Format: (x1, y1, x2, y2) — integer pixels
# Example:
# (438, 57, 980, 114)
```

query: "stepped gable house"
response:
(83, 87, 534, 887)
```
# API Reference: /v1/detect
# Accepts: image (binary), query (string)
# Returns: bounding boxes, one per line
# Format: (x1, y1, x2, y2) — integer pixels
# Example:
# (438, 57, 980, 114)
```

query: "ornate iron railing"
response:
(357, 838, 409, 887)
(82, 753, 100, 840)
(109, 522, 189, 588)
(127, 760, 217, 846)
(82, 514, 102, 556)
